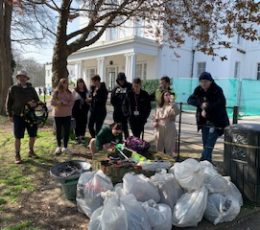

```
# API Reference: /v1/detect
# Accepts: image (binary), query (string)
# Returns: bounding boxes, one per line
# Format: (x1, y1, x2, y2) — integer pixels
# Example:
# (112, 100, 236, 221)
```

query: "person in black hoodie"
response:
(187, 72, 230, 162)
(111, 72, 132, 139)
(124, 78, 151, 138)
(72, 78, 89, 143)
(88, 75, 108, 138)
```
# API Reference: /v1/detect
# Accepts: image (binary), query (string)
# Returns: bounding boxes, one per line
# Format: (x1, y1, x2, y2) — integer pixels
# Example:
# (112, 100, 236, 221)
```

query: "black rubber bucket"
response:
(50, 160, 91, 201)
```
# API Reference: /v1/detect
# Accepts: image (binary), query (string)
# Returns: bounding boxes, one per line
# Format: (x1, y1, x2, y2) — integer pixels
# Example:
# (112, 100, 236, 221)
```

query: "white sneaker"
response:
(55, 147, 62, 155)
(62, 147, 72, 155)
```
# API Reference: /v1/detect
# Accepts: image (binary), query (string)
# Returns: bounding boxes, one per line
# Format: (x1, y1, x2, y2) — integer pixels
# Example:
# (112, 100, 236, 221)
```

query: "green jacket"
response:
(6, 83, 39, 117)
(96, 125, 123, 151)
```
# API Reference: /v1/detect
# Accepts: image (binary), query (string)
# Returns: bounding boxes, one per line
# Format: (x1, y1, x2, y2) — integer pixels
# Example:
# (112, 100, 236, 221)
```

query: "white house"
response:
(46, 14, 260, 89)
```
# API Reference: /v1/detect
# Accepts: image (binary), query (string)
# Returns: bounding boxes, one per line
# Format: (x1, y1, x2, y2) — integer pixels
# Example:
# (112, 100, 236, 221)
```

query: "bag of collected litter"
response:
(138, 161, 172, 172)
(120, 194, 151, 230)
(200, 161, 230, 193)
(172, 186, 208, 227)
(223, 178, 243, 206)
(204, 193, 241, 225)
(122, 173, 160, 202)
(77, 170, 113, 217)
(141, 199, 172, 230)
(170, 158, 205, 191)
(150, 170, 183, 209)
(89, 191, 128, 230)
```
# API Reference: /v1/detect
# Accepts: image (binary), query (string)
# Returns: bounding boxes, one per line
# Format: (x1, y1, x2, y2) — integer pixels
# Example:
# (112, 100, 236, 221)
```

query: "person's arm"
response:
(95, 84, 108, 105)
(6, 87, 13, 118)
(145, 92, 152, 121)
(187, 87, 201, 107)
(32, 88, 40, 102)
(95, 127, 108, 151)
(110, 87, 117, 106)
(50, 91, 60, 106)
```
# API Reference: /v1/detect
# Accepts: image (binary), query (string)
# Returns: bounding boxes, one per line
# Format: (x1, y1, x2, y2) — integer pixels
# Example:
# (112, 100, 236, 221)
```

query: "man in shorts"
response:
(6, 70, 40, 164)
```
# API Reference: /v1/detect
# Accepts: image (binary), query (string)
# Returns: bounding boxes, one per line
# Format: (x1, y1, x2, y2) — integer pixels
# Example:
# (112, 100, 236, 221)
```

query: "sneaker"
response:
(15, 153, 22, 164)
(28, 150, 39, 159)
(55, 147, 62, 156)
(62, 147, 72, 155)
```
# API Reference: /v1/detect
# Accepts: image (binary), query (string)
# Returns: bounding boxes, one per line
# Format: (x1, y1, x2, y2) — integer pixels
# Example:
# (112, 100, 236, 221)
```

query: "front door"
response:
(106, 66, 119, 90)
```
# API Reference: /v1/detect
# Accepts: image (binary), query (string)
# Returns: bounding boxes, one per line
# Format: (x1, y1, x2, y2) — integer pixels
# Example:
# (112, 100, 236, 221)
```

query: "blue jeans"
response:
(201, 124, 219, 162)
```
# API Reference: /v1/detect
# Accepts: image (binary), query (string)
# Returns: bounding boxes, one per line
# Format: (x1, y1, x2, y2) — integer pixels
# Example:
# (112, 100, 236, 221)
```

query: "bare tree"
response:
(22, 0, 259, 87)
(0, 0, 53, 115)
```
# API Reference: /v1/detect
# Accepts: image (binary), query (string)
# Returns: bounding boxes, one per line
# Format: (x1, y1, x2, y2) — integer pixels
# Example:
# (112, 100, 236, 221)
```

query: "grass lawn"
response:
(0, 116, 90, 230)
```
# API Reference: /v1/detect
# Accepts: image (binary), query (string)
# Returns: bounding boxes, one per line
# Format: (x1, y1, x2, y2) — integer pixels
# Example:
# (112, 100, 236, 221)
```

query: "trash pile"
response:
(76, 158, 243, 229)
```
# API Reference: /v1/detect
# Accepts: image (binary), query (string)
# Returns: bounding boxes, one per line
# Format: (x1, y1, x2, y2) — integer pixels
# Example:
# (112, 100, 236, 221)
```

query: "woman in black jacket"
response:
(72, 78, 89, 144)
(124, 78, 151, 138)
(187, 72, 230, 162)
(88, 75, 108, 138)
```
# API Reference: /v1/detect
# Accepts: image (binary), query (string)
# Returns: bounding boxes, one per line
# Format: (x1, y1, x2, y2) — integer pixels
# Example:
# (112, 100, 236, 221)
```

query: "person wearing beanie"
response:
(111, 72, 132, 139)
(187, 72, 230, 162)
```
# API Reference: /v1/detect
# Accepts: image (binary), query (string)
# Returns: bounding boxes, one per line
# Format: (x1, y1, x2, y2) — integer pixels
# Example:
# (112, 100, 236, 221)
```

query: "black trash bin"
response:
(224, 123, 260, 206)
(50, 160, 91, 201)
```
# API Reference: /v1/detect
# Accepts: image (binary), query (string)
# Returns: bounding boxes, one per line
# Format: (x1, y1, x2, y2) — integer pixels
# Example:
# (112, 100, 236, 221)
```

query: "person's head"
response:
(16, 70, 29, 85)
(132, 78, 142, 94)
(160, 76, 171, 90)
(116, 72, 127, 86)
(75, 78, 87, 92)
(160, 91, 172, 107)
(91, 75, 101, 87)
(111, 123, 122, 136)
(56, 78, 69, 92)
(199, 72, 213, 91)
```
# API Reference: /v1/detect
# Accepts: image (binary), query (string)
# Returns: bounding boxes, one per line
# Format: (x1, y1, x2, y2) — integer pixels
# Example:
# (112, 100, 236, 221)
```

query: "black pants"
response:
(88, 110, 106, 138)
(75, 115, 88, 137)
(113, 114, 129, 139)
(54, 116, 71, 148)
(129, 117, 145, 138)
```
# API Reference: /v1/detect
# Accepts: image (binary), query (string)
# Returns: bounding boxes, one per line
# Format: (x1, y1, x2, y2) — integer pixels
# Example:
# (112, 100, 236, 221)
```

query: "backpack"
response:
(125, 136, 150, 154)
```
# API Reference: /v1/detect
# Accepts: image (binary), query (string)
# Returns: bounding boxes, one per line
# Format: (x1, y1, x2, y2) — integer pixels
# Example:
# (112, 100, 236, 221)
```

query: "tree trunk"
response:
(0, 1, 13, 115)
(51, 0, 71, 88)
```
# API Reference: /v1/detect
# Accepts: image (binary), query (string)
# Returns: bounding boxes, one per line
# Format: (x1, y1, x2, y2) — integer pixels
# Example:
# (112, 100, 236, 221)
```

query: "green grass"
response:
(39, 95, 51, 102)
(2, 220, 39, 230)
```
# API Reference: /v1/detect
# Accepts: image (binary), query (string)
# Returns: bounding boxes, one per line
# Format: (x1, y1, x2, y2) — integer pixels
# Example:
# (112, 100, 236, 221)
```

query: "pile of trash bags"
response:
(76, 158, 243, 229)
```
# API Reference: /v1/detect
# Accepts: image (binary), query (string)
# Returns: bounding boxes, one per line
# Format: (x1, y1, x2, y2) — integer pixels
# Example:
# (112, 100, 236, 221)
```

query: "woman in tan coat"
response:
(153, 91, 180, 157)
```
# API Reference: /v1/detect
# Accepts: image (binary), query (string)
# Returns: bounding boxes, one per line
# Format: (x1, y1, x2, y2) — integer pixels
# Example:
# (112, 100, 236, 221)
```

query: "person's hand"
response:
(153, 121, 158, 128)
(201, 110, 207, 118)
(201, 102, 208, 110)
(86, 97, 92, 103)
(9, 117, 13, 122)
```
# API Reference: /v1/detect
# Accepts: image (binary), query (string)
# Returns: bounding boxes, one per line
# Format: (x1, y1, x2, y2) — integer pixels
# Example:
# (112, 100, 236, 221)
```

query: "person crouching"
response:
(89, 123, 123, 155)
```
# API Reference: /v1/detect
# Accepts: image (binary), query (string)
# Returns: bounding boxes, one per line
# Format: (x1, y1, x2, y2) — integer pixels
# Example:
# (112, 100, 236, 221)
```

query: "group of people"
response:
(6, 69, 229, 164)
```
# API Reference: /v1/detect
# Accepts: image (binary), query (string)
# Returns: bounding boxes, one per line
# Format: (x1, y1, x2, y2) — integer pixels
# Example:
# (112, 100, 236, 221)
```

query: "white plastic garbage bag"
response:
(170, 158, 205, 191)
(122, 173, 160, 202)
(137, 161, 172, 172)
(223, 179, 243, 207)
(120, 194, 151, 230)
(141, 200, 172, 230)
(172, 186, 208, 227)
(200, 161, 230, 193)
(77, 170, 113, 217)
(89, 191, 128, 230)
(150, 170, 183, 209)
(204, 193, 241, 225)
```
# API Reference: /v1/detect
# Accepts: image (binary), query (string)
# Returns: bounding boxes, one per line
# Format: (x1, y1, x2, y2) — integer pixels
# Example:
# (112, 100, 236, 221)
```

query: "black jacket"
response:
(111, 82, 132, 120)
(123, 89, 151, 123)
(89, 82, 108, 113)
(187, 81, 230, 135)
(72, 90, 89, 118)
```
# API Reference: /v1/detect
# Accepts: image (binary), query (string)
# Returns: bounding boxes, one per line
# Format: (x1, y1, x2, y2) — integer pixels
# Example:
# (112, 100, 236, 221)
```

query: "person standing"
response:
(150, 75, 176, 105)
(187, 72, 230, 162)
(6, 70, 40, 164)
(72, 78, 89, 144)
(124, 78, 151, 138)
(111, 72, 132, 139)
(153, 91, 180, 157)
(51, 78, 74, 155)
(88, 75, 108, 138)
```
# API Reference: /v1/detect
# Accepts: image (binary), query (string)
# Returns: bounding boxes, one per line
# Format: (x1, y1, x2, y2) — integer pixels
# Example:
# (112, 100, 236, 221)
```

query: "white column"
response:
(125, 53, 136, 82)
(76, 62, 82, 79)
(97, 57, 106, 82)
